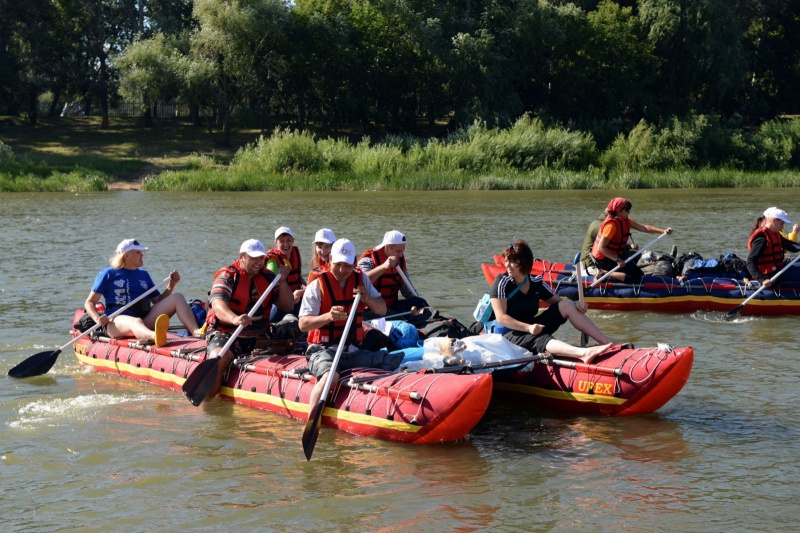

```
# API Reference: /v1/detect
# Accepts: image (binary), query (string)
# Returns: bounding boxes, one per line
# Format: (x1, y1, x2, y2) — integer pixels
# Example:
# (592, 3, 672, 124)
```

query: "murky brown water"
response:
(2, 189, 799, 531)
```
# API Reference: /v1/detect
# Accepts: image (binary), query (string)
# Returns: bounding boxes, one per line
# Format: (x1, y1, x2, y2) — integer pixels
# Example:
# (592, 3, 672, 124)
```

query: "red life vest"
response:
(359, 247, 407, 309)
(307, 269, 366, 346)
(748, 226, 785, 275)
(591, 216, 632, 259)
(205, 261, 276, 335)
(266, 246, 303, 291)
(307, 263, 330, 285)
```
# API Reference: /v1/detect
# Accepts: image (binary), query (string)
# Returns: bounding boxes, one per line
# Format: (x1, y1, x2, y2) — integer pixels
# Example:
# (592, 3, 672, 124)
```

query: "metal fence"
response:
(38, 100, 191, 118)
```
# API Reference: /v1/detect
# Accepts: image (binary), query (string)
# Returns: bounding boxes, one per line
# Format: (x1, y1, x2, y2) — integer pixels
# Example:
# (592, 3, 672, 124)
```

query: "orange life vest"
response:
(266, 246, 303, 291)
(748, 226, 785, 275)
(591, 216, 632, 260)
(307, 269, 366, 346)
(307, 263, 330, 285)
(359, 247, 407, 309)
(205, 261, 276, 335)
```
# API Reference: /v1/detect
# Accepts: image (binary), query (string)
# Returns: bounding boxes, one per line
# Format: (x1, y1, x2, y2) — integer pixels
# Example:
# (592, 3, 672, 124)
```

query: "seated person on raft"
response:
(580, 213, 637, 276)
(203, 239, 294, 400)
(299, 238, 403, 409)
(266, 226, 305, 318)
(357, 230, 428, 317)
(84, 238, 201, 347)
(590, 197, 672, 284)
(747, 207, 800, 289)
(491, 240, 614, 364)
(307, 228, 336, 285)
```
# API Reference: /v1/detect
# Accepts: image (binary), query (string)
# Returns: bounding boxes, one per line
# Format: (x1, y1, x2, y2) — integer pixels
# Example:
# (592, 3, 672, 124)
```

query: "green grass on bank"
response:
(0, 116, 257, 191)
(3, 115, 800, 192)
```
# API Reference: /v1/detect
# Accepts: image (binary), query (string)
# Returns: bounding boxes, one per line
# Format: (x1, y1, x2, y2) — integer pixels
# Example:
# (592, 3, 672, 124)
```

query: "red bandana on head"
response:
(606, 197, 628, 214)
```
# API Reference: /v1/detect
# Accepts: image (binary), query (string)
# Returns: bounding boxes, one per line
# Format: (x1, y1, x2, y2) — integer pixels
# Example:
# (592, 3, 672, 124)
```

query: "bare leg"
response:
(308, 370, 339, 413)
(207, 347, 236, 399)
(557, 300, 613, 345)
(107, 315, 155, 342)
(544, 339, 613, 364)
(147, 293, 202, 335)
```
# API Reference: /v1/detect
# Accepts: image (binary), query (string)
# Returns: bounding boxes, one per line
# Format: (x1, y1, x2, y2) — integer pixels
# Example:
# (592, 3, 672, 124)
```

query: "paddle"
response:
(589, 230, 670, 288)
(302, 292, 362, 461)
(726, 253, 800, 317)
(8, 276, 171, 378)
(396, 267, 419, 298)
(181, 274, 282, 407)
(575, 260, 589, 348)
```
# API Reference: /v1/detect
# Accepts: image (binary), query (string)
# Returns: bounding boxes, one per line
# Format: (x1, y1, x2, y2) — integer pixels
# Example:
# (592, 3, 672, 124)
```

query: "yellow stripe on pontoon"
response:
(76, 350, 422, 433)
(494, 382, 627, 405)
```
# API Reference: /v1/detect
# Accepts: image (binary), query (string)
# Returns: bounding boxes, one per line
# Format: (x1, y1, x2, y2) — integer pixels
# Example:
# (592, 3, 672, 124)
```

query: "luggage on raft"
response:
(483, 254, 800, 316)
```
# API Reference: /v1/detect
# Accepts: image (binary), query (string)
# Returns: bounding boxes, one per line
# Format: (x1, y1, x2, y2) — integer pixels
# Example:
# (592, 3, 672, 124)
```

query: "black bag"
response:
(73, 313, 106, 336)
(418, 316, 472, 339)
(271, 318, 304, 341)
(638, 250, 676, 277)
(674, 252, 704, 278)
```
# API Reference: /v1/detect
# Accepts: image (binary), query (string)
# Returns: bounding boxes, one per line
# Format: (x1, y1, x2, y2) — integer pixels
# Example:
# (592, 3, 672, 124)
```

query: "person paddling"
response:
(299, 239, 403, 411)
(84, 239, 201, 346)
(357, 230, 428, 316)
(590, 197, 672, 284)
(203, 239, 294, 400)
(747, 207, 800, 289)
(491, 240, 614, 364)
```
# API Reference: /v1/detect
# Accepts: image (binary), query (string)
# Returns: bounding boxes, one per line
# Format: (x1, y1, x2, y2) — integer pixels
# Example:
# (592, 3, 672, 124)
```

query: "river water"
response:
(2, 189, 799, 531)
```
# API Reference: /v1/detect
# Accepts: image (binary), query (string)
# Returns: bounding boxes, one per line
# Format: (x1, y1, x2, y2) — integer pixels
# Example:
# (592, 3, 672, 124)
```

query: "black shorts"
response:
(305, 344, 404, 379)
(502, 304, 568, 354)
(593, 255, 644, 284)
(206, 331, 258, 358)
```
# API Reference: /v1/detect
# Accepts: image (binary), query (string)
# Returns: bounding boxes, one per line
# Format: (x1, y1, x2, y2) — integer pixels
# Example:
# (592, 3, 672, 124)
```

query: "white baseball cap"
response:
(239, 239, 267, 257)
(376, 230, 407, 249)
(764, 207, 792, 224)
(314, 228, 336, 244)
(274, 226, 294, 240)
(116, 239, 148, 254)
(330, 238, 357, 264)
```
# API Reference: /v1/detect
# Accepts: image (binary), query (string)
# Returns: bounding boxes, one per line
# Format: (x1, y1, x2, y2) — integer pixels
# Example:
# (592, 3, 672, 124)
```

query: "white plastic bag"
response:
(460, 334, 531, 366)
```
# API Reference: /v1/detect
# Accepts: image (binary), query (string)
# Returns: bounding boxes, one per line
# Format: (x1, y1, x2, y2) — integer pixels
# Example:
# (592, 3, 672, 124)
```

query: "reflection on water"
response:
(3, 189, 800, 530)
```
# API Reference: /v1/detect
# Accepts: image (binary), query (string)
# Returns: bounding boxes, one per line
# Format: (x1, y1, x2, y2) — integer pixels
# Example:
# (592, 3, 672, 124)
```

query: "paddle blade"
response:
(8, 349, 62, 378)
(302, 400, 325, 460)
(725, 304, 744, 317)
(181, 358, 219, 407)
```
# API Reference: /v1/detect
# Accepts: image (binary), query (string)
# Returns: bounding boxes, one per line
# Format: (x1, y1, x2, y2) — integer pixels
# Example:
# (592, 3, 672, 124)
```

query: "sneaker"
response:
(154, 314, 169, 346)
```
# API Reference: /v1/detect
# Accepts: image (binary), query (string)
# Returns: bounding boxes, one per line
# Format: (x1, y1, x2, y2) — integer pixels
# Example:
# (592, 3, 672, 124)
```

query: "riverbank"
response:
(2, 115, 800, 191)
(0, 116, 258, 191)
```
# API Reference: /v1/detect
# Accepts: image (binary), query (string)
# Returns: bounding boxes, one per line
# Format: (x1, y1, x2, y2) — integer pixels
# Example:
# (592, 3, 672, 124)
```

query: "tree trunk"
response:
(27, 87, 38, 125)
(48, 89, 61, 117)
(190, 104, 200, 126)
(99, 53, 109, 129)
(143, 102, 152, 127)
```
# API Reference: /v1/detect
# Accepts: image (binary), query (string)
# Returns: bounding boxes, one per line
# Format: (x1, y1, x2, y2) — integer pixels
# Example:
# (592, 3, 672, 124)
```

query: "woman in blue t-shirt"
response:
(83, 239, 202, 345)
(490, 240, 614, 364)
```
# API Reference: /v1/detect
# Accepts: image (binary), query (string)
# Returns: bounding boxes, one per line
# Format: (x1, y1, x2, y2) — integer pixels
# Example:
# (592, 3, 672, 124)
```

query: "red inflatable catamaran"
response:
(70, 310, 492, 444)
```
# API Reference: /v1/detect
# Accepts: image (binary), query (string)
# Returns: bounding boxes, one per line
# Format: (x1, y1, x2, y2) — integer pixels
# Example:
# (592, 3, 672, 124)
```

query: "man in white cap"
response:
(299, 238, 402, 410)
(747, 207, 800, 288)
(266, 226, 305, 316)
(357, 230, 428, 316)
(202, 239, 294, 400)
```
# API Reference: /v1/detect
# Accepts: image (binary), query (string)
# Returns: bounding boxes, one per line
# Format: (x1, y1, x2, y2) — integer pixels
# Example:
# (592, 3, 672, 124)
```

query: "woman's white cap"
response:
(764, 207, 792, 224)
(116, 239, 148, 254)
(314, 228, 336, 244)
